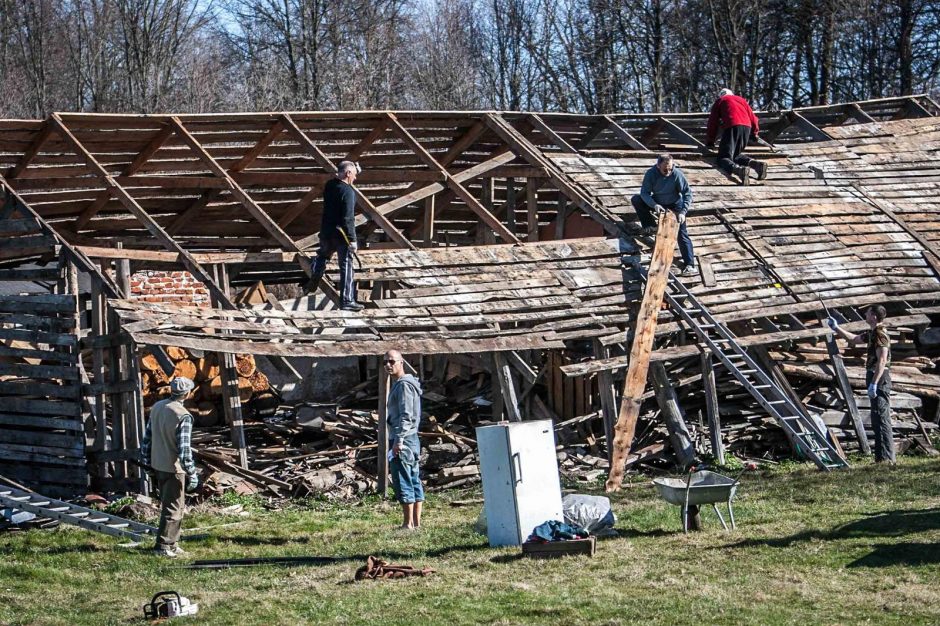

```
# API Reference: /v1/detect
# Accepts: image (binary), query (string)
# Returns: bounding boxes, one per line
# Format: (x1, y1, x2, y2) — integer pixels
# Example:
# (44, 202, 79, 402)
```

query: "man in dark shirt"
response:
(629, 154, 696, 275)
(828, 305, 895, 462)
(705, 88, 768, 185)
(304, 161, 363, 311)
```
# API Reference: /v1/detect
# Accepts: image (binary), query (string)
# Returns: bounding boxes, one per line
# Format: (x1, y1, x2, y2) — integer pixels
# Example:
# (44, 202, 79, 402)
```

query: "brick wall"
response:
(130, 270, 210, 305)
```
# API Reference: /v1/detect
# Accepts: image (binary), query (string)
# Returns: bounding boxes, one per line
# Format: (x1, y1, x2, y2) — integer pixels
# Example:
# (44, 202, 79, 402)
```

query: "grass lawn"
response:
(2, 456, 940, 625)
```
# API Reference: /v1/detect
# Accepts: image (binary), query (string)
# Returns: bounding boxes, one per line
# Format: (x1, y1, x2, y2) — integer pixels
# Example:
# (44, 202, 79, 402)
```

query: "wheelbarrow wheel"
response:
(682, 505, 702, 531)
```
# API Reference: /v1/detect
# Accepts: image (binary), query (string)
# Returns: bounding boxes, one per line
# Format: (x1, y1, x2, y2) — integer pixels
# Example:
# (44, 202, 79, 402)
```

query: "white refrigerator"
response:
(476, 420, 564, 547)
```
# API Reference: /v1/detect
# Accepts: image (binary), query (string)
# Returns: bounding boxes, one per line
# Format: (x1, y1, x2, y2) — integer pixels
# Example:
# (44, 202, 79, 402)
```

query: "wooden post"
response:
(606, 210, 679, 492)
(114, 244, 143, 484)
(526, 179, 539, 241)
(90, 278, 108, 478)
(554, 195, 567, 240)
(211, 264, 248, 468)
(594, 340, 618, 463)
(824, 331, 871, 454)
(377, 371, 390, 497)
(700, 351, 725, 465)
(649, 362, 697, 469)
(481, 177, 495, 244)
(422, 196, 435, 247)
(505, 177, 517, 233)
(493, 352, 522, 422)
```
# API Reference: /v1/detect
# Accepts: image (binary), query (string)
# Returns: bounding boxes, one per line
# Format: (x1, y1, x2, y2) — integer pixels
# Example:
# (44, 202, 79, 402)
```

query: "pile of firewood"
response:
(139, 348, 274, 427)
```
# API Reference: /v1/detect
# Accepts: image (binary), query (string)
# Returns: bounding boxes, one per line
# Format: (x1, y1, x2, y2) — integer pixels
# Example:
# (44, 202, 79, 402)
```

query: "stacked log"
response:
(139, 350, 274, 426)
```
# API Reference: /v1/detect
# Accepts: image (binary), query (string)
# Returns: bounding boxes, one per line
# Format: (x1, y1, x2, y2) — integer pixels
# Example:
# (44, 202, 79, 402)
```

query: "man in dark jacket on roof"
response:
(705, 88, 768, 184)
(384, 349, 425, 529)
(304, 160, 364, 311)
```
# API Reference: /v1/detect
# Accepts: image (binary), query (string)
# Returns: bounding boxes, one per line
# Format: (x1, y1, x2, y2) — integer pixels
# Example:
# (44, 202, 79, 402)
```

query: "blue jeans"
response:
(630, 195, 695, 267)
(390, 436, 424, 504)
(310, 234, 357, 304)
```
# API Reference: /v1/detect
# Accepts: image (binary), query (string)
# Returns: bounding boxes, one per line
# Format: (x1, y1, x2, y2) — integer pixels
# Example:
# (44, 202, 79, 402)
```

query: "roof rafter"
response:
(386, 112, 520, 245)
(279, 113, 417, 251)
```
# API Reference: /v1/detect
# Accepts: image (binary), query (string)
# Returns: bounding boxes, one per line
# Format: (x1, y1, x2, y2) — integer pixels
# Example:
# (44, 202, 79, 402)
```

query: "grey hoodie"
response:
(387, 374, 422, 444)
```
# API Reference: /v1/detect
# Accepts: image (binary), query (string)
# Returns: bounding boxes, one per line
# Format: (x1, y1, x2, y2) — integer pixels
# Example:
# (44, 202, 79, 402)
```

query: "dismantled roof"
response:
(1, 95, 938, 356)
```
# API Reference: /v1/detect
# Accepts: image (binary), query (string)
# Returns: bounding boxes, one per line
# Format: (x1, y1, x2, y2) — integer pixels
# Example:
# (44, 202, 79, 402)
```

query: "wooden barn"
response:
(0, 95, 938, 498)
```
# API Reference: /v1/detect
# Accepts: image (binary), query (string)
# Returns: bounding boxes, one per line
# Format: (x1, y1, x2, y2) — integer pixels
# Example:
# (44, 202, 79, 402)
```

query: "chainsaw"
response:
(143, 591, 199, 619)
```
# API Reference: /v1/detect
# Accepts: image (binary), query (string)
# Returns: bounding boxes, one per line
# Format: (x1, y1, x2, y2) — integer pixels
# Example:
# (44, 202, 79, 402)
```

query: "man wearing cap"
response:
(304, 160, 364, 311)
(705, 88, 768, 184)
(141, 376, 198, 557)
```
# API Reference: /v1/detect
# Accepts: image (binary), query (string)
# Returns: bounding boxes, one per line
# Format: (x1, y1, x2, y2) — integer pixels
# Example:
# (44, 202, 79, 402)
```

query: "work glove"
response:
(186, 473, 199, 493)
(653, 204, 665, 216)
(349, 241, 358, 254)
(676, 212, 686, 225)
(867, 383, 878, 398)
(827, 317, 839, 330)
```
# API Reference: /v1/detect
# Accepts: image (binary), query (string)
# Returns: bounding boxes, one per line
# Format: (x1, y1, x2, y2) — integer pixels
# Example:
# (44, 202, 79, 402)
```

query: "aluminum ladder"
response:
(0, 487, 159, 542)
(635, 264, 848, 470)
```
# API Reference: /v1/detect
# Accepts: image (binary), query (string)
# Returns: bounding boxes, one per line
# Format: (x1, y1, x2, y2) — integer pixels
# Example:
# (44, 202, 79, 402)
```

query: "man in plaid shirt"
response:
(141, 376, 198, 557)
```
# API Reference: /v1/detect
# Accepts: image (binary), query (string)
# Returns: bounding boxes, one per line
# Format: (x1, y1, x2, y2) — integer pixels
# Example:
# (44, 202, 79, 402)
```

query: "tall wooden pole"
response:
(606, 211, 679, 492)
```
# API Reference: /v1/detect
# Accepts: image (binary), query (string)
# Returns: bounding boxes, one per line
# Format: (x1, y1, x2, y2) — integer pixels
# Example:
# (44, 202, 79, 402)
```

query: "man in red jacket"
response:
(705, 88, 768, 185)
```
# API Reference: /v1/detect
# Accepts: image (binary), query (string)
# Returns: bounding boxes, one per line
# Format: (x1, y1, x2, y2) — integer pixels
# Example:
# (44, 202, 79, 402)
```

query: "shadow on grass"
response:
(181, 538, 490, 570)
(730, 507, 940, 549)
(724, 507, 940, 567)
(848, 542, 940, 568)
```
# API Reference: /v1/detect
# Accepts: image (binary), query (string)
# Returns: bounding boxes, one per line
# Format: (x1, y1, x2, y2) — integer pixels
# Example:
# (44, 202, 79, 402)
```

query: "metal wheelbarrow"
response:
(653, 463, 756, 533)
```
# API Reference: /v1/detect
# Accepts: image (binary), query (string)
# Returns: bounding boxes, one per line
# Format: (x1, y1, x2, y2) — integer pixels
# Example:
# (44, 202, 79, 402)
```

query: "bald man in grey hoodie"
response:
(384, 350, 425, 529)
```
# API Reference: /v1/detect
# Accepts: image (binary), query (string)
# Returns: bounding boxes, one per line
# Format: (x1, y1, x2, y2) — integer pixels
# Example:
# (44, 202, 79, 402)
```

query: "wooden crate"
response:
(521, 536, 596, 559)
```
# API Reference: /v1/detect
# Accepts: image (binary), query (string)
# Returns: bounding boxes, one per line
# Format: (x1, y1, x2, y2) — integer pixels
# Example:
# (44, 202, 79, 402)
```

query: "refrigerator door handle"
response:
(511, 452, 523, 484)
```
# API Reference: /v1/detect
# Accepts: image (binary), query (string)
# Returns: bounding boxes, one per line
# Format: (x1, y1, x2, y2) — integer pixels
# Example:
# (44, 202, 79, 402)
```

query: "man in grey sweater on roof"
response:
(384, 349, 425, 529)
(629, 153, 696, 275)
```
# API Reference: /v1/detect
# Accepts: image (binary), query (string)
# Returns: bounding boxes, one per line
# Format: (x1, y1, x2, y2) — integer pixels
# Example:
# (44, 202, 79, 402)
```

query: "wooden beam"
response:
(659, 117, 707, 152)
(422, 195, 435, 246)
(72, 124, 175, 231)
(483, 113, 621, 236)
(492, 352, 522, 422)
(211, 264, 248, 468)
(700, 350, 725, 464)
(606, 210, 679, 492)
(169, 116, 301, 253)
(594, 339, 617, 463)
(526, 178, 539, 241)
(575, 117, 612, 150)
(649, 361, 696, 469)
(527, 114, 577, 152)
(603, 116, 647, 150)
(346, 121, 388, 161)
(279, 113, 416, 250)
(49, 114, 232, 306)
(7, 120, 53, 179)
(230, 120, 285, 172)
(277, 186, 321, 230)
(386, 112, 520, 244)
(166, 189, 219, 236)
(789, 111, 832, 141)
(848, 103, 876, 124)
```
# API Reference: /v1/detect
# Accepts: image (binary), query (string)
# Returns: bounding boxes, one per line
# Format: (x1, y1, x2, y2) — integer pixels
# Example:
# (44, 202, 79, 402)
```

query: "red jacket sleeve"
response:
(705, 101, 721, 145)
